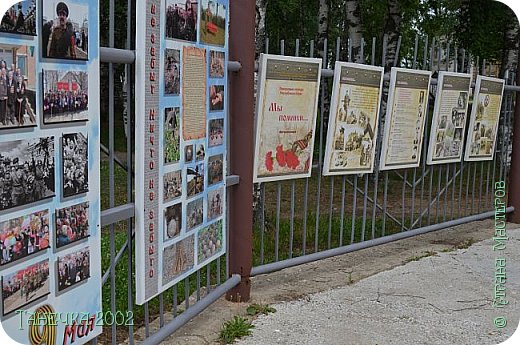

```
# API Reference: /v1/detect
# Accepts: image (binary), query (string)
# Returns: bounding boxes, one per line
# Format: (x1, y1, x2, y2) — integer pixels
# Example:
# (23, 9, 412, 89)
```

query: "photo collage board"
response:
(0, 1, 102, 344)
(135, 0, 229, 304)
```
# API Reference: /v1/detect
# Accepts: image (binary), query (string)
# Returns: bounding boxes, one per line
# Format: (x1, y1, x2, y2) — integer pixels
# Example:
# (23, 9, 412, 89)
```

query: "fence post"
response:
(508, 65, 520, 222)
(226, 0, 256, 302)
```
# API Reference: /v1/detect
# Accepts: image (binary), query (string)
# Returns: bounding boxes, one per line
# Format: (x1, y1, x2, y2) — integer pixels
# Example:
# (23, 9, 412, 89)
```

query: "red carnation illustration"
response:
(285, 150, 300, 169)
(265, 151, 274, 171)
(275, 145, 286, 167)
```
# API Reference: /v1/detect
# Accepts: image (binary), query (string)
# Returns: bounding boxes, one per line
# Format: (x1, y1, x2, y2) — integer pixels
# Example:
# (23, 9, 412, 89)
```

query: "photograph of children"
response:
(55, 202, 89, 248)
(196, 144, 205, 161)
(208, 154, 223, 186)
(165, 0, 198, 42)
(207, 187, 223, 220)
(164, 49, 180, 95)
(0, 137, 55, 211)
(454, 128, 463, 142)
(164, 203, 182, 240)
(162, 235, 194, 285)
(184, 144, 194, 162)
(42, 1, 89, 60)
(163, 170, 182, 203)
(62, 133, 88, 198)
(1, 259, 50, 315)
(1, 1, 37, 36)
(42, 69, 88, 123)
(57, 247, 90, 292)
(187, 163, 204, 198)
(209, 85, 224, 111)
(198, 220, 223, 263)
(209, 51, 225, 78)
(451, 109, 465, 127)
(164, 107, 181, 164)
(0, 210, 50, 266)
(0, 44, 37, 129)
(200, 0, 227, 46)
(186, 197, 203, 231)
(208, 119, 224, 147)
(438, 115, 447, 129)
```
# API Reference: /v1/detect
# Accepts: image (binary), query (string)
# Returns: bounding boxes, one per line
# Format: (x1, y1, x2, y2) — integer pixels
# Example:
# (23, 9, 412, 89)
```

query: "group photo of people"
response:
(208, 118, 224, 147)
(208, 154, 223, 185)
(0, 137, 55, 211)
(62, 133, 88, 198)
(207, 188, 223, 220)
(43, 69, 89, 123)
(164, 49, 180, 95)
(209, 51, 225, 78)
(165, 203, 182, 240)
(0, 211, 50, 266)
(186, 197, 203, 230)
(1, 1, 37, 36)
(165, 0, 198, 42)
(164, 170, 182, 203)
(42, 1, 89, 60)
(57, 247, 90, 292)
(55, 202, 89, 248)
(2, 259, 50, 315)
(0, 50, 37, 129)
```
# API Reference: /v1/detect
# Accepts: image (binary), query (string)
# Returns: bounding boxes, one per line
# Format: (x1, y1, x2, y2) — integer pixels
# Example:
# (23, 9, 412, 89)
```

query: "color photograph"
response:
(209, 50, 225, 78)
(164, 170, 182, 203)
(0, 137, 55, 211)
(200, 0, 226, 46)
(207, 187, 223, 220)
(209, 84, 224, 111)
(1, 1, 37, 36)
(195, 143, 205, 161)
(43, 69, 88, 123)
(164, 203, 182, 240)
(197, 220, 223, 263)
(186, 197, 203, 230)
(162, 235, 194, 285)
(187, 163, 204, 198)
(164, 49, 180, 95)
(208, 154, 223, 185)
(164, 107, 181, 164)
(0, 210, 50, 266)
(165, 0, 198, 42)
(208, 118, 224, 147)
(57, 247, 90, 292)
(62, 133, 88, 198)
(55, 201, 89, 248)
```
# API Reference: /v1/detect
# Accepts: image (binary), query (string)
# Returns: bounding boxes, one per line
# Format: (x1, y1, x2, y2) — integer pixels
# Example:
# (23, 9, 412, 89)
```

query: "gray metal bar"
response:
(328, 177, 334, 249)
(289, 181, 295, 258)
(275, 183, 281, 261)
(339, 176, 346, 245)
(351, 177, 358, 244)
(260, 184, 265, 264)
(101, 203, 135, 226)
(228, 61, 242, 72)
(361, 175, 369, 240)
(100, 47, 136, 64)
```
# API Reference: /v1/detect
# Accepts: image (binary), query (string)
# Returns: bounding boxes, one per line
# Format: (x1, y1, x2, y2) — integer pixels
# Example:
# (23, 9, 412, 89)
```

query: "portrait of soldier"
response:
(47, 2, 76, 59)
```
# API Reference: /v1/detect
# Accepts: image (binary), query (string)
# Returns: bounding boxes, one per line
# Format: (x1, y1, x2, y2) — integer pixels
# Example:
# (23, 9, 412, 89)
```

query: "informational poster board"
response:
(253, 54, 322, 183)
(323, 62, 384, 175)
(135, 0, 229, 304)
(0, 1, 102, 344)
(427, 72, 471, 165)
(464, 75, 505, 162)
(379, 68, 431, 170)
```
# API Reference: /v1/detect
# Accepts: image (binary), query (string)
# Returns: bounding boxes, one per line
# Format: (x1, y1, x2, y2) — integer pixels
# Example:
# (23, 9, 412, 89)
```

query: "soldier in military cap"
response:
(47, 2, 76, 59)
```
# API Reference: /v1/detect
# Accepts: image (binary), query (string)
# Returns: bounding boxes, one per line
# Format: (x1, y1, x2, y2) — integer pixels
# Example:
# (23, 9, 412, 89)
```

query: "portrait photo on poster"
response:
(62, 132, 88, 198)
(1, 259, 50, 316)
(0, 43, 37, 130)
(200, 0, 226, 47)
(207, 154, 223, 186)
(164, 202, 182, 241)
(0, 136, 55, 212)
(55, 201, 89, 249)
(0, 210, 50, 267)
(207, 187, 223, 221)
(42, 69, 89, 124)
(41, 0, 89, 60)
(165, 0, 198, 43)
(164, 48, 180, 96)
(57, 246, 90, 292)
(0, 1, 37, 36)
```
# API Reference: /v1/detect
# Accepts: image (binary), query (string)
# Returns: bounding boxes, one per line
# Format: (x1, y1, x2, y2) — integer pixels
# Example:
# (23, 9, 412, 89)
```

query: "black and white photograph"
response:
(55, 202, 89, 248)
(209, 50, 225, 78)
(0, 137, 55, 211)
(207, 187, 223, 220)
(0, 44, 37, 129)
(184, 144, 194, 162)
(165, 0, 198, 42)
(208, 118, 224, 147)
(2, 259, 50, 316)
(164, 49, 180, 95)
(209, 84, 224, 111)
(186, 197, 203, 230)
(208, 154, 223, 185)
(164, 170, 182, 203)
(1, 1, 37, 36)
(187, 163, 204, 198)
(0, 210, 50, 266)
(42, 0, 89, 60)
(43, 69, 88, 123)
(164, 203, 182, 240)
(196, 143, 205, 161)
(164, 107, 181, 164)
(62, 133, 88, 198)
(57, 247, 90, 292)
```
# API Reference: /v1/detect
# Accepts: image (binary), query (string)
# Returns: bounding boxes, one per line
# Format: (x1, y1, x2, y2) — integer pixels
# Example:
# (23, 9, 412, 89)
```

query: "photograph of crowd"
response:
(185, 144, 194, 162)
(164, 170, 182, 203)
(62, 133, 88, 197)
(165, 107, 181, 164)
(164, 49, 180, 95)
(43, 69, 88, 123)
(0, 210, 50, 266)
(208, 118, 224, 147)
(186, 197, 203, 230)
(200, 0, 227, 47)
(2, 259, 50, 315)
(0, 44, 37, 129)
(198, 220, 223, 263)
(1, 1, 37, 36)
(165, 0, 198, 42)
(42, 1, 89, 60)
(207, 187, 223, 220)
(162, 235, 194, 285)
(208, 154, 223, 185)
(196, 144, 205, 161)
(0, 137, 55, 211)
(187, 163, 204, 198)
(209, 85, 224, 111)
(55, 202, 89, 248)
(209, 51, 225, 78)
(57, 247, 90, 292)
(164, 203, 182, 240)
